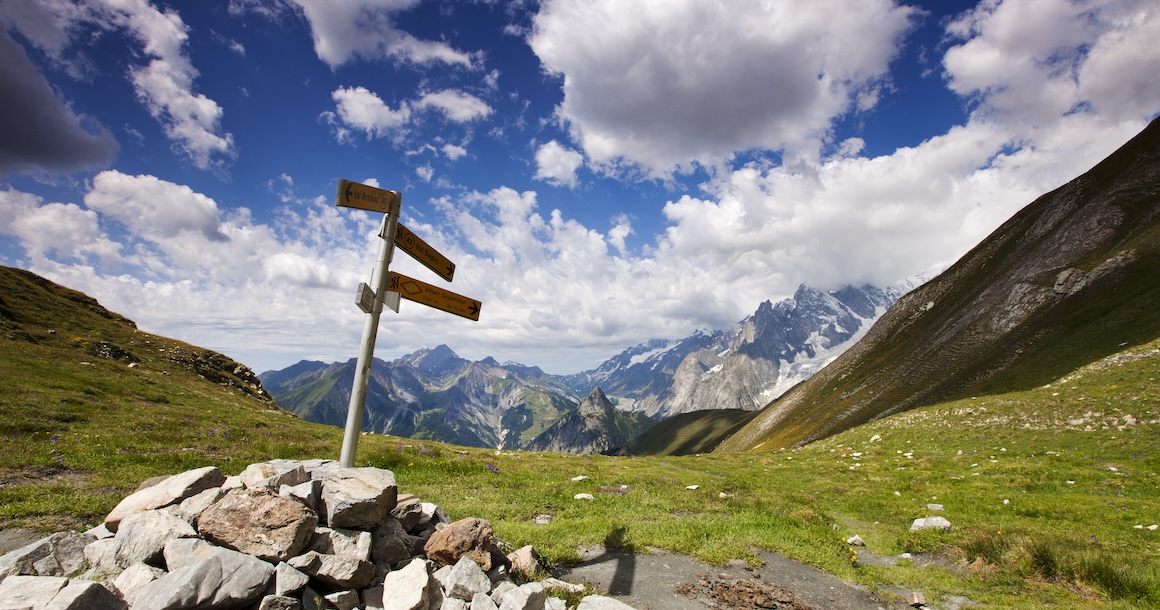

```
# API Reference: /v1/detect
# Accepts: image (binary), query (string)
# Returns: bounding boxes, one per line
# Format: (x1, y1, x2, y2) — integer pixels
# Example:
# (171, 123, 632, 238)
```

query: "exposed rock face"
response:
(524, 388, 654, 455)
(0, 460, 633, 610)
(564, 283, 911, 419)
(721, 117, 1160, 452)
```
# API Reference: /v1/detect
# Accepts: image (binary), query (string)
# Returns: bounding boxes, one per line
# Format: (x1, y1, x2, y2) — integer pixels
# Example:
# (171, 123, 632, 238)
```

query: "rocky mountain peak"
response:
(577, 387, 613, 417)
(399, 344, 466, 377)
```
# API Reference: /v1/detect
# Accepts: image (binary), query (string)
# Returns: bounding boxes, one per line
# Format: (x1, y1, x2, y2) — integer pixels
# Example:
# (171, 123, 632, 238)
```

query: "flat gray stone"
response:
(288, 551, 376, 590)
(131, 556, 223, 610)
(111, 562, 165, 605)
(160, 538, 276, 607)
(445, 556, 492, 600)
(319, 467, 397, 529)
(114, 510, 198, 568)
(0, 575, 68, 609)
(489, 581, 516, 605)
(275, 561, 311, 596)
(0, 532, 92, 579)
(104, 467, 225, 532)
(498, 582, 545, 610)
(471, 592, 498, 610)
(43, 579, 126, 610)
(80, 538, 120, 579)
(174, 487, 225, 526)
(309, 527, 372, 562)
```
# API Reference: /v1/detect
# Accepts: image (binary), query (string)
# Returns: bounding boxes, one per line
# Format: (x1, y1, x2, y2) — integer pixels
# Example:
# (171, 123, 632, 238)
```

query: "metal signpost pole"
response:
(339, 200, 400, 467)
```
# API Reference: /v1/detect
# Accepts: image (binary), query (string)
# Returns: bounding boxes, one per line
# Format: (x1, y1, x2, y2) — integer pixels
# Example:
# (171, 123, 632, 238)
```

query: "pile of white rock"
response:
(0, 459, 634, 610)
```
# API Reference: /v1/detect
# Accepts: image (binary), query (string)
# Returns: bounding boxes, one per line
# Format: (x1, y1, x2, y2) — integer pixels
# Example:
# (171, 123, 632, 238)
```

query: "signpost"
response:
(336, 179, 399, 214)
(335, 178, 482, 467)
(388, 272, 482, 321)
(395, 224, 455, 282)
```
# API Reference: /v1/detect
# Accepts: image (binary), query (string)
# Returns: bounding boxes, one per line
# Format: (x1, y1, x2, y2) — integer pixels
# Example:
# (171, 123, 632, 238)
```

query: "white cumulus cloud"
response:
(415, 90, 493, 122)
(533, 140, 584, 187)
(528, 0, 916, 175)
(330, 86, 412, 140)
(282, 0, 475, 68)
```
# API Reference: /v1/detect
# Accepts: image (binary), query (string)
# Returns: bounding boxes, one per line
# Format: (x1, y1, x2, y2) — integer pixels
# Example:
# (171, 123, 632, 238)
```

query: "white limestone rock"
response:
(104, 467, 225, 532)
(318, 467, 398, 529)
(445, 556, 492, 600)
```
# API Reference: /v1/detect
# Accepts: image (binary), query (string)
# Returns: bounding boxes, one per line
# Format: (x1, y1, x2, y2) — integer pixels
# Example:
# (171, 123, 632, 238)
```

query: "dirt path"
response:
(554, 546, 898, 610)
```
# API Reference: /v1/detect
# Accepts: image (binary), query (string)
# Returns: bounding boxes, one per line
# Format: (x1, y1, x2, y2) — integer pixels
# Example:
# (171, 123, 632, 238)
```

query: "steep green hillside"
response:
(0, 266, 322, 529)
(720, 118, 1160, 453)
(628, 408, 757, 456)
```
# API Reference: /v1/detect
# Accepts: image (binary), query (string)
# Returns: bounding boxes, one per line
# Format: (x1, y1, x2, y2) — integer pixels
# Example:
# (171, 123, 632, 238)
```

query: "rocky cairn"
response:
(0, 460, 634, 610)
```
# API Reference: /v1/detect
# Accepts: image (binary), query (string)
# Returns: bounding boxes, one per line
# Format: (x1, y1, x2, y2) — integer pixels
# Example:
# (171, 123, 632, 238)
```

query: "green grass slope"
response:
(1, 267, 1159, 607)
(628, 408, 757, 456)
(719, 118, 1160, 453)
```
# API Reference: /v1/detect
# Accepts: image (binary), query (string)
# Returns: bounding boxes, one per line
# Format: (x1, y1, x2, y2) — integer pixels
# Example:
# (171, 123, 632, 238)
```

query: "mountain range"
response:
(262, 282, 912, 452)
(259, 345, 580, 450)
(562, 282, 918, 418)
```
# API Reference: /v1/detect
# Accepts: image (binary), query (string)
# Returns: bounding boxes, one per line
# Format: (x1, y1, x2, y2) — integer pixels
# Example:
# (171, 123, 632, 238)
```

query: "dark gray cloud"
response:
(0, 29, 117, 176)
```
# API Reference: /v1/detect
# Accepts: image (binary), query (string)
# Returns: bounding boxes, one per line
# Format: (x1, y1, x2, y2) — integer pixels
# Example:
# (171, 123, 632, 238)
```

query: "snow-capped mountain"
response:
(564, 282, 919, 419)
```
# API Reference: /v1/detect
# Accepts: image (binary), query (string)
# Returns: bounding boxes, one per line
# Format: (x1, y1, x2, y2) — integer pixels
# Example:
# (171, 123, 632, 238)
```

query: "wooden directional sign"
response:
(387, 272, 481, 321)
(396, 223, 455, 282)
(335, 179, 401, 215)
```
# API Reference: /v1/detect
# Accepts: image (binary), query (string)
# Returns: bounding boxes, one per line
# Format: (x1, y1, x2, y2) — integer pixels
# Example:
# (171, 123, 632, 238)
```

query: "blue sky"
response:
(1, 0, 1158, 375)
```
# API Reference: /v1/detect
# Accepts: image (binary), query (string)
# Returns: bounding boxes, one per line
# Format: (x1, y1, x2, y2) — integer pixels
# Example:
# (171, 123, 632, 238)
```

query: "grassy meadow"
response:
(2, 266, 1158, 608)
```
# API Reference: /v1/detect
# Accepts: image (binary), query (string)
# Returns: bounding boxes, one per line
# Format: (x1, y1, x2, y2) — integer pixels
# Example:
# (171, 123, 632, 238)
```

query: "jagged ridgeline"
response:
(260, 346, 586, 452)
(720, 117, 1160, 453)
(264, 280, 913, 455)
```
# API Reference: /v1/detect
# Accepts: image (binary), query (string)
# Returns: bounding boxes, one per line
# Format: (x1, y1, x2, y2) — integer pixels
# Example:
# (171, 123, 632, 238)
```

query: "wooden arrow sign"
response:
(335, 179, 401, 215)
(387, 272, 481, 321)
(395, 223, 456, 282)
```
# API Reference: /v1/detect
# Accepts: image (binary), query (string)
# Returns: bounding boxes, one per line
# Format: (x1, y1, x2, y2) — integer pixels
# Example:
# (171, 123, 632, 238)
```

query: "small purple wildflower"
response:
(486, 464, 500, 474)
(50, 435, 58, 443)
